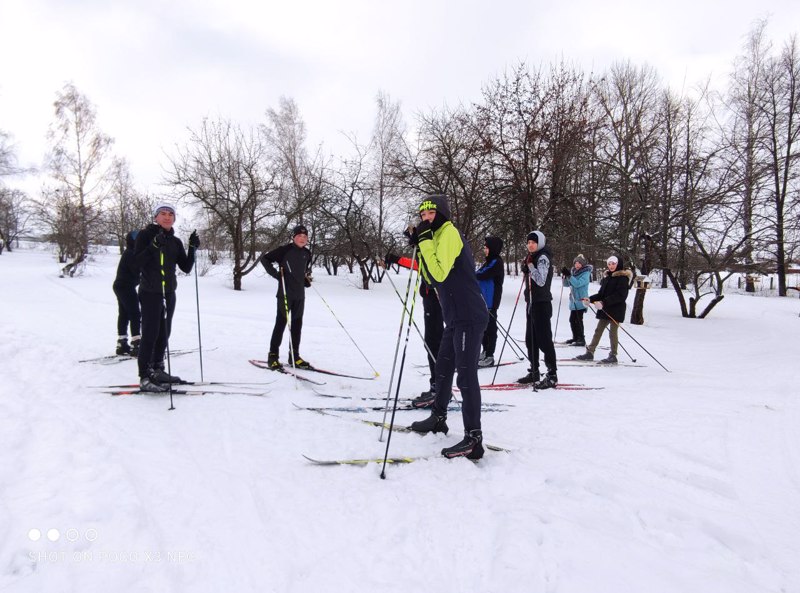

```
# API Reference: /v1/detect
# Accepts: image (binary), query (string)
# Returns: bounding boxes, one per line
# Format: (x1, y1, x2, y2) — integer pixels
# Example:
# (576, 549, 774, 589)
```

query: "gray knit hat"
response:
(574, 254, 588, 266)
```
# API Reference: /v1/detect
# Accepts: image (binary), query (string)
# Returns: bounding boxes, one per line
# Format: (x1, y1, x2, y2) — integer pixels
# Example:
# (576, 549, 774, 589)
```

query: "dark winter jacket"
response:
(567, 264, 592, 311)
(113, 231, 140, 289)
(134, 224, 195, 294)
(418, 219, 488, 328)
(261, 242, 312, 300)
(476, 236, 504, 310)
(523, 244, 554, 304)
(589, 269, 632, 322)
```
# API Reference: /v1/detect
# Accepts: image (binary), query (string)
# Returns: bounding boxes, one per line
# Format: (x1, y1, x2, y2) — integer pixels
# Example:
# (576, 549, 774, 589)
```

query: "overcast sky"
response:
(1, 0, 799, 194)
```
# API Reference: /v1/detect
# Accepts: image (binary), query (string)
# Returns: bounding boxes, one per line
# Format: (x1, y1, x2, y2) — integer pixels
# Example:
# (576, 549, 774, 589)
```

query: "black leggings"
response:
(114, 284, 141, 337)
(422, 291, 443, 389)
(269, 295, 305, 357)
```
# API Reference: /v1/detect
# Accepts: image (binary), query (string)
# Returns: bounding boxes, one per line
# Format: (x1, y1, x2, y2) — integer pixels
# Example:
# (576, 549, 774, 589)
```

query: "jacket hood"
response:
(484, 236, 503, 258)
(527, 230, 546, 250)
(418, 194, 452, 221)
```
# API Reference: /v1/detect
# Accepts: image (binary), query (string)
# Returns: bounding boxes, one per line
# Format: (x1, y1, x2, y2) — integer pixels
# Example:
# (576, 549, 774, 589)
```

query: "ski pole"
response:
(586, 302, 669, 372)
(159, 246, 175, 411)
(491, 274, 525, 385)
(380, 261, 423, 479)
(280, 268, 299, 389)
(193, 241, 204, 382)
(490, 309, 527, 361)
(309, 282, 379, 377)
(379, 246, 418, 441)
(381, 265, 437, 363)
(553, 277, 565, 339)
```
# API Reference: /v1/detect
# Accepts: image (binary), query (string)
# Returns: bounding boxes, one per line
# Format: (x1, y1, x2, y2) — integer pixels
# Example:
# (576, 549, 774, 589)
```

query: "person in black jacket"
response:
(134, 204, 198, 392)
(407, 194, 489, 460)
(516, 230, 558, 389)
(112, 230, 141, 356)
(575, 255, 632, 365)
(476, 236, 504, 367)
(261, 224, 313, 370)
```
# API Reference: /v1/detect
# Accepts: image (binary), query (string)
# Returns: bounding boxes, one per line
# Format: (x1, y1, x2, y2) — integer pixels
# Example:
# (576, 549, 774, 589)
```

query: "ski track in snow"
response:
(1, 247, 799, 593)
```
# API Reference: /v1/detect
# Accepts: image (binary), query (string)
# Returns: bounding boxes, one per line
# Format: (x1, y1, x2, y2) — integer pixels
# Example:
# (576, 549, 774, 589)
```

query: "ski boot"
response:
(116, 336, 131, 356)
(478, 355, 495, 368)
(534, 370, 558, 390)
(516, 369, 539, 384)
(442, 429, 484, 460)
(598, 354, 618, 365)
(574, 351, 594, 361)
(130, 336, 140, 357)
(411, 388, 436, 409)
(267, 352, 282, 370)
(140, 377, 168, 393)
(149, 362, 182, 384)
(410, 411, 448, 435)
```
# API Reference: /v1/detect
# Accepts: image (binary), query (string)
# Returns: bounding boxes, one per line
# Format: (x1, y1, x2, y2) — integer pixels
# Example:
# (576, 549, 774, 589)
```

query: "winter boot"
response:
(534, 370, 558, 390)
(574, 351, 594, 361)
(130, 336, 140, 357)
(140, 377, 168, 393)
(149, 363, 182, 384)
(410, 411, 448, 435)
(516, 369, 540, 384)
(442, 430, 484, 460)
(478, 355, 495, 368)
(116, 336, 131, 356)
(572, 338, 586, 347)
(267, 352, 282, 370)
(565, 338, 576, 344)
(411, 388, 436, 409)
(598, 353, 618, 365)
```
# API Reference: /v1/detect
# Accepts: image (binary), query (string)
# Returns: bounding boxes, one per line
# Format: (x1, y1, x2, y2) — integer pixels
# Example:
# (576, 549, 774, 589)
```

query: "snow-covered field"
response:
(1, 246, 798, 593)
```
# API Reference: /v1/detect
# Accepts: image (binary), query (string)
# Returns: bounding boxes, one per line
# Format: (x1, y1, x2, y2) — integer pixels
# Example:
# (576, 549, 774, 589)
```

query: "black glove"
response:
(304, 273, 313, 288)
(384, 253, 400, 267)
(415, 219, 433, 244)
(403, 225, 419, 246)
(151, 231, 166, 250)
(189, 230, 200, 250)
(561, 266, 570, 278)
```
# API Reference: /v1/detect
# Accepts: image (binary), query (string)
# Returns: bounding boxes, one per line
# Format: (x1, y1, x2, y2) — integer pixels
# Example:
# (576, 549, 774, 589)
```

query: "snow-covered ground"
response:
(1, 246, 798, 593)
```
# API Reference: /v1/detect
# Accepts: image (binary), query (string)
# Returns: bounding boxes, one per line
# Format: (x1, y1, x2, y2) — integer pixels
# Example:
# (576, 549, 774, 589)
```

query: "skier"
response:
(575, 255, 632, 364)
(383, 252, 443, 407)
(561, 254, 592, 347)
(112, 230, 141, 356)
(476, 236, 504, 368)
(516, 230, 558, 389)
(407, 194, 489, 460)
(134, 204, 199, 392)
(261, 224, 313, 370)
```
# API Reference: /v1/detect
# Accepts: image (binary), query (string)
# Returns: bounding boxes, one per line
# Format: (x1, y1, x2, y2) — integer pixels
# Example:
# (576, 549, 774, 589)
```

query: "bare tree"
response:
(106, 158, 152, 251)
(165, 117, 279, 290)
(0, 188, 33, 252)
(758, 34, 800, 296)
(42, 83, 114, 276)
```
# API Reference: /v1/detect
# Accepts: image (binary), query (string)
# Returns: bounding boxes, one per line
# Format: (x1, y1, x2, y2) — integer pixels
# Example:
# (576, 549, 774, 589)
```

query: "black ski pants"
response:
(482, 307, 499, 357)
(422, 291, 443, 390)
(137, 290, 176, 378)
(114, 283, 141, 337)
(269, 295, 305, 358)
(569, 309, 586, 342)
(525, 301, 557, 374)
(432, 320, 487, 433)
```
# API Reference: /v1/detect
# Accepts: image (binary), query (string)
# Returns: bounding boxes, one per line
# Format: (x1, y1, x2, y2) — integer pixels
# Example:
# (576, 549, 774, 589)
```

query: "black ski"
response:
(93, 379, 277, 389)
(248, 359, 326, 385)
(105, 388, 269, 396)
(80, 347, 212, 365)
(293, 404, 511, 452)
(481, 382, 604, 391)
(295, 402, 510, 414)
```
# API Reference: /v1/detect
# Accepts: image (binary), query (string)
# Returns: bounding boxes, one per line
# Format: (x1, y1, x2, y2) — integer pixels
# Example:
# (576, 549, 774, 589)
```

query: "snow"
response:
(1, 246, 799, 593)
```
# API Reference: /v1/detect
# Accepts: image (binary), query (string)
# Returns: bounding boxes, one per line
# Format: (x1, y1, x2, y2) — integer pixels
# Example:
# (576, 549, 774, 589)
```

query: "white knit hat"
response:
(153, 203, 176, 218)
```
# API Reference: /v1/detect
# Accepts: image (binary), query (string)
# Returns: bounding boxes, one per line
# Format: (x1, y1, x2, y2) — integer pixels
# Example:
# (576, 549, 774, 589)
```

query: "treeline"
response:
(1, 21, 798, 316)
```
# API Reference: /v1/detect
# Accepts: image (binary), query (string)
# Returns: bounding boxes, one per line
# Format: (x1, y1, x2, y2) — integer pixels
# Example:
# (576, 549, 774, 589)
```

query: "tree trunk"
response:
(630, 288, 646, 325)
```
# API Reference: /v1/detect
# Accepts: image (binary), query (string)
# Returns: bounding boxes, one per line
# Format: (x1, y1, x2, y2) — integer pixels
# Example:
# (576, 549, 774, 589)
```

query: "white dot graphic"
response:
(28, 529, 41, 542)
(85, 528, 98, 542)
(47, 528, 60, 542)
(66, 528, 79, 542)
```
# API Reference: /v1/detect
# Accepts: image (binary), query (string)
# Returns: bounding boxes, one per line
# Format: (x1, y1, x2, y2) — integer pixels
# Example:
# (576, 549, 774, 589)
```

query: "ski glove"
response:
(561, 266, 570, 278)
(304, 273, 313, 287)
(384, 252, 400, 267)
(188, 230, 200, 249)
(404, 225, 419, 246)
(415, 220, 434, 244)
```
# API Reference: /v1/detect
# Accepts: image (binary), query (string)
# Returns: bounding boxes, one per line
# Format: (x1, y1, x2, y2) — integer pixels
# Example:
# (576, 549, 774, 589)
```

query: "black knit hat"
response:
(292, 224, 308, 237)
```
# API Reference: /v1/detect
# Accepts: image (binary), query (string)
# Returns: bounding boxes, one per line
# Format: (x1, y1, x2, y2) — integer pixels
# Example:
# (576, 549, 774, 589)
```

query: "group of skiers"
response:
(112, 195, 632, 460)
